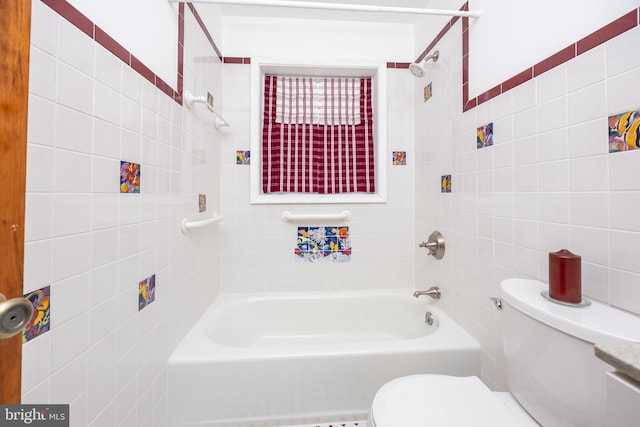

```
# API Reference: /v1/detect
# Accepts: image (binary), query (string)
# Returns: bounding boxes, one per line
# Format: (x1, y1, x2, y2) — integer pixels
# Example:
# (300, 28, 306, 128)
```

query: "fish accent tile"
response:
(477, 122, 493, 149)
(236, 150, 250, 164)
(199, 194, 206, 212)
(609, 109, 640, 153)
(23, 285, 51, 343)
(424, 82, 433, 102)
(441, 175, 452, 193)
(120, 161, 140, 193)
(392, 151, 406, 165)
(138, 274, 156, 311)
(295, 226, 351, 263)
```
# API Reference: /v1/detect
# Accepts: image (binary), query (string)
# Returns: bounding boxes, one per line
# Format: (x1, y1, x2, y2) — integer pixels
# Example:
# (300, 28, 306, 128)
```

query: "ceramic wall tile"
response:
(477, 123, 493, 148)
(295, 226, 351, 263)
(138, 274, 156, 311)
(392, 151, 406, 165)
(236, 150, 250, 164)
(23, 286, 51, 343)
(120, 161, 141, 193)
(608, 108, 640, 152)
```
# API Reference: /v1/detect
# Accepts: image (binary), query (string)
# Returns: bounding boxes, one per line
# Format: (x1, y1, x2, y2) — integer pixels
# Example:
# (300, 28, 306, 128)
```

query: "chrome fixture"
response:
(424, 311, 434, 326)
(418, 231, 445, 259)
(489, 297, 502, 311)
(413, 286, 441, 300)
(409, 50, 439, 78)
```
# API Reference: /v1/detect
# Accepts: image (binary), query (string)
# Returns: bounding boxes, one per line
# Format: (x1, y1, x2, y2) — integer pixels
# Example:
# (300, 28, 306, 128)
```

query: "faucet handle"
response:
(418, 231, 445, 260)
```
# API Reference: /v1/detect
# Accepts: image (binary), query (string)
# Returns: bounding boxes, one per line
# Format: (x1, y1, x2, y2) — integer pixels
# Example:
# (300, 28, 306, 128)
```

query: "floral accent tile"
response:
(424, 82, 432, 102)
(477, 122, 493, 149)
(199, 194, 206, 213)
(120, 161, 140, 193)
(609, 109, 640, 153)
(236, 150, 250, 165)
(441, 175, 452, 193)
(23, 285, 51, 343)
(392, 151, 406, 165)
(295, 226, 351, 263)
(138, 274, 156, 311)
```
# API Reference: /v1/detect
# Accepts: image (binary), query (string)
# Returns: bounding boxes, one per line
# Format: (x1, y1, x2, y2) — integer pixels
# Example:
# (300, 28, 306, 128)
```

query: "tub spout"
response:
(413, 286, 441, 300)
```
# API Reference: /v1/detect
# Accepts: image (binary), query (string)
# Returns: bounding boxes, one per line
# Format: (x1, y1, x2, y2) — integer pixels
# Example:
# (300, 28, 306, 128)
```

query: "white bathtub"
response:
(168, 288, 480, 427)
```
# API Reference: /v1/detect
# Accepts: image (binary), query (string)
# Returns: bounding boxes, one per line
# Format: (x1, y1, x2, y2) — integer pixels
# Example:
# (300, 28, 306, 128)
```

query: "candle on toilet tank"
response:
(548, 249, 581, 303)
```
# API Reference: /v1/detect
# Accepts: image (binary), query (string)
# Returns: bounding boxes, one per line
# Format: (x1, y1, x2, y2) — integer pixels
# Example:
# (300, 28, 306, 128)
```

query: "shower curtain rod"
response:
(167, 0, 482, 18)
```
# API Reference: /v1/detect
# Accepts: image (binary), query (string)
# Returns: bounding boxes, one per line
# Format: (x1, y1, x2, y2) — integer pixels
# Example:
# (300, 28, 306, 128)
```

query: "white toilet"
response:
(368, 278, 640, 427)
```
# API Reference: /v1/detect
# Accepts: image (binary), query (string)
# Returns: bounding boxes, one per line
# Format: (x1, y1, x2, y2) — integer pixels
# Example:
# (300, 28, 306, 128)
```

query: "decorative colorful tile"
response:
(424, 82, 433, 102)
(206, 91, 215, 111)
(392, 151, 406, 165)
(441, 175, 452, 193)
(120, 161, 140, 193)
(477, 122, 494, 149)
(23, 285, 51, 343)
(236, 150, 250, 165)
(199, 194, 206, 213)
(138, 274, 156, 311)
(295, 226, 351, 263)
(608, 109, 640, 153)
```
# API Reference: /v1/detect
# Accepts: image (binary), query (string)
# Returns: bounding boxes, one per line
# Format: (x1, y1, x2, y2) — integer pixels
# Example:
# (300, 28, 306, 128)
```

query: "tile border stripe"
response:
(39, 1, 640, 112)
(415, 3, 640, 112)
(39, 0, 222, 105)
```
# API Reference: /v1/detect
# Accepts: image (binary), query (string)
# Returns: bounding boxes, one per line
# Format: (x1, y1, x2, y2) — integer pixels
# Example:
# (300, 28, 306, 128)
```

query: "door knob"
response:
(0, 293, 34, 339)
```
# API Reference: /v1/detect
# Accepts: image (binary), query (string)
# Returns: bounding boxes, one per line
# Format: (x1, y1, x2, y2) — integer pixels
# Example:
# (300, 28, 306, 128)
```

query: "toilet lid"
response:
(370, 375, 536, 427)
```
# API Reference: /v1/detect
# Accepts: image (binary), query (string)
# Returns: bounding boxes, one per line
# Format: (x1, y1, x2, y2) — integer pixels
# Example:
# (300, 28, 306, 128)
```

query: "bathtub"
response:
(168, 288, 480, 427)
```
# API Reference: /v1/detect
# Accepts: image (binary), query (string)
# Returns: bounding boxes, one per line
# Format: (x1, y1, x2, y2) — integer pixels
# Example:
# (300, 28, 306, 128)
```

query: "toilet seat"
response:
(368, 375, 538, 427)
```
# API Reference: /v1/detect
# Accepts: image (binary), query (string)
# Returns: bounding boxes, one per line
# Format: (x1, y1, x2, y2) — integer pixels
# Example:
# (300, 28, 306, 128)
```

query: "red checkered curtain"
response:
(262, 75, 375, 194)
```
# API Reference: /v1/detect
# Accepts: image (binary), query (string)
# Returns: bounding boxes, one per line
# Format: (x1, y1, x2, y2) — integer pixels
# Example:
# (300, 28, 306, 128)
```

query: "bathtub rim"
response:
(168, 287, 480, 364)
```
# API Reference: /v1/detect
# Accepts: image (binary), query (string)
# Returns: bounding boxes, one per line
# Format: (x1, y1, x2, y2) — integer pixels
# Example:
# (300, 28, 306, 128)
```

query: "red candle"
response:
(548, 249, 582, 303)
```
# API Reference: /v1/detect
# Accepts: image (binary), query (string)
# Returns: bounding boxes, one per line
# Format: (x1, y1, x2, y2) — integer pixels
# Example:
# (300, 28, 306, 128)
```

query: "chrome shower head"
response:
(409, 62, 425, 77)
(409, 50, 440, 78)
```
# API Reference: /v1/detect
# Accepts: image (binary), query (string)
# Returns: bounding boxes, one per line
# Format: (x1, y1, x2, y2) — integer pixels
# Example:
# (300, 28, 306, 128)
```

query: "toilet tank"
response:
(500, 278, 640, 427)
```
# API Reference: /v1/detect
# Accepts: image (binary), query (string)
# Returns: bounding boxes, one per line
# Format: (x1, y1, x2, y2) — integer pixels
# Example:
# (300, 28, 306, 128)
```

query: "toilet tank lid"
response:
(500, 278, 640, 345)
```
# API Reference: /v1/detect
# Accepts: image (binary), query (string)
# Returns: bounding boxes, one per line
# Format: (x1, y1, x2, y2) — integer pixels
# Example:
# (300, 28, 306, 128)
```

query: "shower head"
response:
(409, 50, 439, 78)
(409, 62, 426, 78)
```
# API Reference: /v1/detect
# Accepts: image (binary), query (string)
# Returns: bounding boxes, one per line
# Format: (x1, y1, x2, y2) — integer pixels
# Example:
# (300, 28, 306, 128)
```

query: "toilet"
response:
(368, 278, 640, 427)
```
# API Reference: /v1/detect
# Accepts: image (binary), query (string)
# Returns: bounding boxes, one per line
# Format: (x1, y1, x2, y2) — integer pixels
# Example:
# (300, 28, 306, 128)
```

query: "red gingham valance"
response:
(262, 75, 375, 194)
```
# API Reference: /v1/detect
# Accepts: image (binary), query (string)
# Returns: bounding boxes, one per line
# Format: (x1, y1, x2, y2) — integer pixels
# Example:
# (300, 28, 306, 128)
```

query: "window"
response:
(262, 75, 375, 194)
(250, 62, 387, 204)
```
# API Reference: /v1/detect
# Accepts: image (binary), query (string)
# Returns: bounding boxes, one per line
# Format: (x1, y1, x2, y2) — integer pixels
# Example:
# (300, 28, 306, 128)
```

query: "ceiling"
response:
(214, 0, 435, 24)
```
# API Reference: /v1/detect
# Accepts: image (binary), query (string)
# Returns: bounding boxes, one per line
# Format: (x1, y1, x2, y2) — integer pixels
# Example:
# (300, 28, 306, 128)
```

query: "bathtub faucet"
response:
(413, 286, 441, 300)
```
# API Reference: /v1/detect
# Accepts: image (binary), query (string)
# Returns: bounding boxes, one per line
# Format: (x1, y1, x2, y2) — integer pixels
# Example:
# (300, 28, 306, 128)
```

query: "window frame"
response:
(249, 59, 387, 204)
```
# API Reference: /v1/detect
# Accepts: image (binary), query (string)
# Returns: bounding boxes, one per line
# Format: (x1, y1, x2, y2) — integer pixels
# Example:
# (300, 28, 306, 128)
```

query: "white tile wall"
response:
(22, 2, 222, 426)
(19, 2, 640, 424)
(415, 22, 640, 391)
(218, 67, 416, 293)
